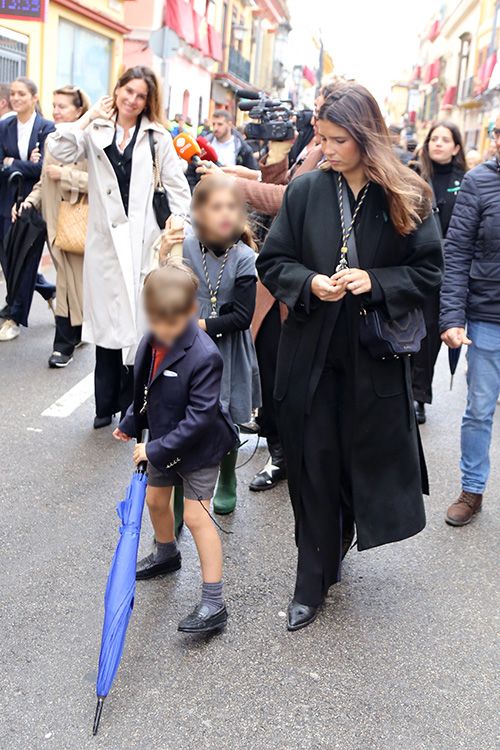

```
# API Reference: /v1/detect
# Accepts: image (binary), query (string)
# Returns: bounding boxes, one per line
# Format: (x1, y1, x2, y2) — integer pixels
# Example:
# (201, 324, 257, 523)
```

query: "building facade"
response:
(0, 0, 128, 115)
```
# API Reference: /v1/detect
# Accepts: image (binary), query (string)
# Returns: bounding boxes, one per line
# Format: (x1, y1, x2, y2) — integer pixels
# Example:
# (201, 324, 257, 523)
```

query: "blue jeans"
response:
(461, 320, 500, 493)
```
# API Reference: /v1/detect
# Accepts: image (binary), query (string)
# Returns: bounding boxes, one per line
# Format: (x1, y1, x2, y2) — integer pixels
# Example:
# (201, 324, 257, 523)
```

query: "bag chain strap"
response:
(336, 172, 370, 272)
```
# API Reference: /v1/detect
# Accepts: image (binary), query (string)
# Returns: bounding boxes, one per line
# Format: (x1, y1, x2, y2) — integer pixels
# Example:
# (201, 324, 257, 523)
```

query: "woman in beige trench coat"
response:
(49, 66, 191, 428)
(23, 85, 90, 368)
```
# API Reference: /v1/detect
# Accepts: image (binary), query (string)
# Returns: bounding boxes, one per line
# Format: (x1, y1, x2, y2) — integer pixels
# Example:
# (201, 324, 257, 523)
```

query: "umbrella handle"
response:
(136, 428, 150, 474)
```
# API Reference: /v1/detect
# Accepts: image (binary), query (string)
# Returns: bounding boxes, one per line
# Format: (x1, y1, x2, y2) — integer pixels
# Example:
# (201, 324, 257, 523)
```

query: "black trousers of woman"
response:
(255, 301, 281, 442)
(95, 346, 134, 419)
(54, 315, 82, 356)
(294, 308, 355, 607)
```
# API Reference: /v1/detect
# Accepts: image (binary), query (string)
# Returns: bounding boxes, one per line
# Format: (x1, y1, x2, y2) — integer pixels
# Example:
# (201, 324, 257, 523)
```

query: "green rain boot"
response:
(174, 486, 184, 538)
(213, 447, 238, 515)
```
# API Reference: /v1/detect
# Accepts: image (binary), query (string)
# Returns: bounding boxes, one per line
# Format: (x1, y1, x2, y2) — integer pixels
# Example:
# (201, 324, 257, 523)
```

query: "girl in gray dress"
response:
(160, 176, 261, 514)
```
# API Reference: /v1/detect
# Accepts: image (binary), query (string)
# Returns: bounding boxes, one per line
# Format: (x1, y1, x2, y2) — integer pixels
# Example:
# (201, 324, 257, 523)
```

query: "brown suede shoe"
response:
(445, 491, 483, 526)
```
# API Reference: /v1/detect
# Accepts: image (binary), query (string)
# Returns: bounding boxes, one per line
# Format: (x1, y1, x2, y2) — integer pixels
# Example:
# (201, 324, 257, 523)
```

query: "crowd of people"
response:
(0, 66, 498, 634)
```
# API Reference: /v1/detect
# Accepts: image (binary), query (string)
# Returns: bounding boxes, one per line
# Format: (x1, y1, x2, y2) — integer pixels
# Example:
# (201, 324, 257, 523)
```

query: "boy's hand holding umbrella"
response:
(133, 443, 148, 465)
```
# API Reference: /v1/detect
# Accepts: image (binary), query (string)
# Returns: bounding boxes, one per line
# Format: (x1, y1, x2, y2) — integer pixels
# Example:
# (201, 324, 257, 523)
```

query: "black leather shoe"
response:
(178, 603, 228, 634)
(287, 600, 320, 631)
(93, 415, 113, 429)
(249, 457, 287, 492)
(414, 401, 426, 425)
(136, 551, 182, 580)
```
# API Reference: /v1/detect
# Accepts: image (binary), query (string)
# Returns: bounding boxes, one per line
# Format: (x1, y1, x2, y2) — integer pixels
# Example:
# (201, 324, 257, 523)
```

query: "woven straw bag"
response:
(55, 193, 88, 255)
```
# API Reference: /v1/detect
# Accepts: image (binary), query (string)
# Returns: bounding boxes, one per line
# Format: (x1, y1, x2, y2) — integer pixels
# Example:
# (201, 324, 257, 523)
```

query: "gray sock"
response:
(201, 581, 224, 614)
(153, 539, 178, 563)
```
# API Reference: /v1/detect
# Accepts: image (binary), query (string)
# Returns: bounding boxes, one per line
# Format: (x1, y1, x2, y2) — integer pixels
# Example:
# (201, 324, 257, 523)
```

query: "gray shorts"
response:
(147, 462, 220, 500)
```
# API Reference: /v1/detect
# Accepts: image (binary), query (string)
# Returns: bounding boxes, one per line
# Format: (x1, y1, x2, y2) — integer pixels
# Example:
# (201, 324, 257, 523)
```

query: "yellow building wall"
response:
(0, 0, 125, 115)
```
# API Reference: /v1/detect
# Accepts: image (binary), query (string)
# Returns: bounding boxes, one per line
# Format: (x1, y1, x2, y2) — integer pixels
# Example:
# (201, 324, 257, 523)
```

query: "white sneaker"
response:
(0, 319, 20, 341)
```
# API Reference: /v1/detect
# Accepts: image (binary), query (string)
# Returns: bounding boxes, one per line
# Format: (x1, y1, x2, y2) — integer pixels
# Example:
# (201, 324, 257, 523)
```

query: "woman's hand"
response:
(3, 156, 13, 167)
(113, 428, 131, 442)
(159, 215, 185, 264)
(11, 203, 20, 223)
(89, 95, 114, 122)
(441, 327, 472, 349)
(310, 274, 346, 302)
(332, 268, 372, 295)
(221, 165, 259, 180)
(46, 164, 63, 181)
(195, 162, 224, 177)
(133, 442, 148, 465)
(29, 147, 41, 164)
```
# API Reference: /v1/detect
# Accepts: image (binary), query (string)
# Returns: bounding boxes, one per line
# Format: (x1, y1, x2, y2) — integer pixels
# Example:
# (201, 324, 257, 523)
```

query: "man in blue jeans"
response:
(440, 115, 500, 526)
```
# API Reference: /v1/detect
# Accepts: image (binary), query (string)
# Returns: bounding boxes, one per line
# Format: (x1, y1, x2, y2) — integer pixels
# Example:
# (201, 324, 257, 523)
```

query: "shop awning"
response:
(165, 0, 195, 47)
(441, 86, 457, 108)
(192, 10, 211, 57)
(207, 24, 223, 62)
(427, 19, 440, 42)
(482, 51, 497, 90)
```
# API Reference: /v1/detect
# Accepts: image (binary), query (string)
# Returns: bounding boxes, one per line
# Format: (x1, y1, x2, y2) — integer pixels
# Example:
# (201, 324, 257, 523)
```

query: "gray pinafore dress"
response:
(183, 235, 261, 424)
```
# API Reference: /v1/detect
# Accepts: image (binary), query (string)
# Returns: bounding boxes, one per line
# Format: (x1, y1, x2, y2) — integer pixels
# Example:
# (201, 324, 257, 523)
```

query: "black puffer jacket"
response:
(440, 158, 500, 331)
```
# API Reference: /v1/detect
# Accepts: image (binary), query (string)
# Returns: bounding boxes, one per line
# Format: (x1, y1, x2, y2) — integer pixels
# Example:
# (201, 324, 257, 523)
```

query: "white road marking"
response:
(41, 372, 94, 418)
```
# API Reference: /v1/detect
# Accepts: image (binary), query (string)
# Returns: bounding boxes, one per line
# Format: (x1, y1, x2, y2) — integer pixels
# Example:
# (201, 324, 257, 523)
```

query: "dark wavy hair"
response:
(419, 120, 466, 181)
(113, 66, 164, 124)
(318, 83, 432, 235)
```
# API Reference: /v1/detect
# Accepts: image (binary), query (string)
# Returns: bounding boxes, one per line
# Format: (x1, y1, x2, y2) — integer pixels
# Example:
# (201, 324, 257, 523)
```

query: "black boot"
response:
(287, 600, 320, 631)
(249, 436, 287, 492)
(414, 401, 426, 425)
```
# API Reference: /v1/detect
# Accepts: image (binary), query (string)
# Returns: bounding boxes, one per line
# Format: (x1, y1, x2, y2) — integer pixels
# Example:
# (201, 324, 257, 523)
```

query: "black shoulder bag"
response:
(148, 131, 171, 230)
(338, 176, 426, 360)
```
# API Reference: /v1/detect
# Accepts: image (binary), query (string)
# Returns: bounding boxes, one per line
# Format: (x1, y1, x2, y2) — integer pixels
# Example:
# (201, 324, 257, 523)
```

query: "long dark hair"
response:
(113, 66, 164, 124)
(419, 121, 466, 181)
(318, 83, 432, 235)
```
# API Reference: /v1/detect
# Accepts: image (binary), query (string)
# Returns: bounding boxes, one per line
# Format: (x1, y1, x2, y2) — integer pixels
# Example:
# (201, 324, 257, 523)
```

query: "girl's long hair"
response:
(191, 175, 257, 250)
(318, 84, 432, 235)
(113, 66, 164, 125)
(419, 120, 466, 182)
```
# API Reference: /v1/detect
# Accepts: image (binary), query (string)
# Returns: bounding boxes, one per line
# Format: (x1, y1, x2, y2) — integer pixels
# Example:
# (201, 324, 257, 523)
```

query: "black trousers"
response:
(53, 315, 82, 356)
(411, 291, 441, 404)
(294, 308, 354, 607)
(94, 346, 134, 418)
(255, 302, 281, 442)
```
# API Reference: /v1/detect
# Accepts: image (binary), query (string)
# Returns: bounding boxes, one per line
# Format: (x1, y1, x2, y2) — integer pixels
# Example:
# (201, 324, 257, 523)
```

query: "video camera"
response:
(236, 89, 296, 142)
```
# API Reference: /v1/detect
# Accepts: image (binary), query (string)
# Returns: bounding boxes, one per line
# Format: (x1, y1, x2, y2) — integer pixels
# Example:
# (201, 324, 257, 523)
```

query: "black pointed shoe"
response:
(93, 415, 113, 429)
(136, 551, 182, 580)
(178, 603, 228, 634)
(414, 401, 426, 425)
(287, 600, 320, 632)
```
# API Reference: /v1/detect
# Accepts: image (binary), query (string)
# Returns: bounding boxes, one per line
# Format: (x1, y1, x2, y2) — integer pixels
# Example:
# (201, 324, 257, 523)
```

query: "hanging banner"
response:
(0, 0, 46, 22)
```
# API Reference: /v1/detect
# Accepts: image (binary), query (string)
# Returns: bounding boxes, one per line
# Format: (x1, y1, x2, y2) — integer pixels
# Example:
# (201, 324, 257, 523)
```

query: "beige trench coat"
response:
(48, 116, 191, 364)
(24, 150, 88, 326)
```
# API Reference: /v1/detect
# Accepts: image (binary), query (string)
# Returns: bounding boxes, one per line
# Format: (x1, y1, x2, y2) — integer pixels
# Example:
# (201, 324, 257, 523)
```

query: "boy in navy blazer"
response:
(114, 258, 237, 634)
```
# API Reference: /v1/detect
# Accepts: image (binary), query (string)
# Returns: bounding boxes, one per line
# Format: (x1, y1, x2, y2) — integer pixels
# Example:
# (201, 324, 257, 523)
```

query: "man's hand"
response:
(332, 268, 372, 296)
(46, 164, 63, 181)
(441, 327, 472, 349)
(311, 274, 346, 302)
(133, 443, 148, 465)
(221, 164, 259, 180)
(113, 428, 131, 442)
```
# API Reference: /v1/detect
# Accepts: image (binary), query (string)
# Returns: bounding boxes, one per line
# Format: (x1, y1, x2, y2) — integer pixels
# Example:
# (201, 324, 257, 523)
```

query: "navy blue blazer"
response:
(119, 320, 238, 477)
(0, 113, 55, 218)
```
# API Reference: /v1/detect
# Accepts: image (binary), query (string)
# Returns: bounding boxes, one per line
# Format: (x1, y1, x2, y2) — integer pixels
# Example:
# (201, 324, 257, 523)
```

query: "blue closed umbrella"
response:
(93, 430, 149, 735)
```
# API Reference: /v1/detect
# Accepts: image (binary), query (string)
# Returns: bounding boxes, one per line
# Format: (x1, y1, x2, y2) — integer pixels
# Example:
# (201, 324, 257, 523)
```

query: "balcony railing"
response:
(228, 47, 250, 82)
(459, 75, 475, 102)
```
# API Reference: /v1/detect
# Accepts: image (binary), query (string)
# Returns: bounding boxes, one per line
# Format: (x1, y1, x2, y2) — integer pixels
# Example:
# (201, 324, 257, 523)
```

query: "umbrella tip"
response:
(92, 697, 105, 736)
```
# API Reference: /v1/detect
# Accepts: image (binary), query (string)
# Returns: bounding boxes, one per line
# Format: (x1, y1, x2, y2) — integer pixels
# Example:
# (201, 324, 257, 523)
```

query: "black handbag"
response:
(338, 177, 427, 360)
(148, 131, 171, 230)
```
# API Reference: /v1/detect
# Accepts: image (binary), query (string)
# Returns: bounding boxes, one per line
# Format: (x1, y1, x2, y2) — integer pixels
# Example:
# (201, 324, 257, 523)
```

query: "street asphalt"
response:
(0, 272, 498, 750)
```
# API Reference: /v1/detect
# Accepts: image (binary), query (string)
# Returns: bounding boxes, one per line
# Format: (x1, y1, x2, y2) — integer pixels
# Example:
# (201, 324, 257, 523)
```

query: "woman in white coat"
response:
(49, 66, 191, 428)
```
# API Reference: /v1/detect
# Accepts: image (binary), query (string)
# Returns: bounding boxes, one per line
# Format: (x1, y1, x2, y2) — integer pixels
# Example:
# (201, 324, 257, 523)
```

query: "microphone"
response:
(238, 100, 257, 112)
(196, 136, 222, 166)
(235, 88, 261, 100)
(173, 133, 202, 165)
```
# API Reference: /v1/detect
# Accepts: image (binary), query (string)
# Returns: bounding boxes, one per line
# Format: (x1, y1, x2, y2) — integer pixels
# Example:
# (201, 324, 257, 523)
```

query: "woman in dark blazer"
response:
(257, 84, 443, 631)
(411, 121, 466, 423)
(0, 77, 55, 341)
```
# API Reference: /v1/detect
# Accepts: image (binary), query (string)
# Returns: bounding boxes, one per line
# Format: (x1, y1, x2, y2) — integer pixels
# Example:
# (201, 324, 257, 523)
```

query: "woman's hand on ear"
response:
(311, 274, 347, 302)
(89, 96, 114, 122)
(332, 268, 372, 295)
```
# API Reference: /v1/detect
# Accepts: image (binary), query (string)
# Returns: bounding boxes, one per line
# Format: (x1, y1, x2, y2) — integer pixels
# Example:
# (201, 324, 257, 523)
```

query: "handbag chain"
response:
(336, 172, 370, 272)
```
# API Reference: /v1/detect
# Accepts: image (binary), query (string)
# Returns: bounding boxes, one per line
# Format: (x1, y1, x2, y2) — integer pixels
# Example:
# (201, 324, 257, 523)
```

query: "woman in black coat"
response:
(411, 121, 466, 424)
(257, 84, 443, 631)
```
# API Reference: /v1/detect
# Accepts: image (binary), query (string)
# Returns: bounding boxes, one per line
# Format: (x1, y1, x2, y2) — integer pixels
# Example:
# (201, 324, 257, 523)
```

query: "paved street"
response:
(0, 272, 498, 750)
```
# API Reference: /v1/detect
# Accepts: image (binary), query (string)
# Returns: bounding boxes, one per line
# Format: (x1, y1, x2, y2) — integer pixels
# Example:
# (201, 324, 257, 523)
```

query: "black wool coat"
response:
(257, 169, 444, 551)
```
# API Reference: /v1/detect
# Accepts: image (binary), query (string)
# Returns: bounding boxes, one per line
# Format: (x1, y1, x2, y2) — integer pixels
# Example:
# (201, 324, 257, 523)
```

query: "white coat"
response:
(48, 116, 191, 363)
